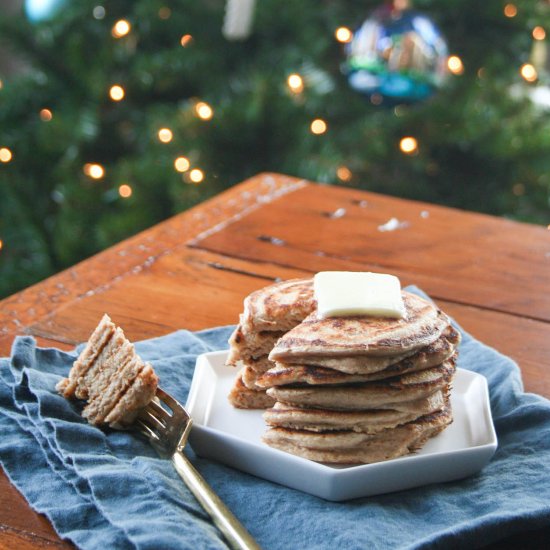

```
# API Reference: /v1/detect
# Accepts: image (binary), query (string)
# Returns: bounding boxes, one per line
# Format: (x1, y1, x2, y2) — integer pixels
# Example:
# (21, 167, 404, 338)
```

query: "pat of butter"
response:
(314, 271, 405, 319)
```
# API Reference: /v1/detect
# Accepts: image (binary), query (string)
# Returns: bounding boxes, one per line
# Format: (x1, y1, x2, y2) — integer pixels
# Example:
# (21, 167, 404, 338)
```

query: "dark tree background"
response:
(1, 0, 549, 298)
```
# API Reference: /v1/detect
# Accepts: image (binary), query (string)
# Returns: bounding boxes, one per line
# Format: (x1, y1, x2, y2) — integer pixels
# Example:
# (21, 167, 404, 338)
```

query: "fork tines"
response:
(136, 387, 192, 456)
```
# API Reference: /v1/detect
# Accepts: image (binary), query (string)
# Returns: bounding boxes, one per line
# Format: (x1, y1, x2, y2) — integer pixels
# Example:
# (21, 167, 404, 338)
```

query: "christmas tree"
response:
(1, 0, 549, 299)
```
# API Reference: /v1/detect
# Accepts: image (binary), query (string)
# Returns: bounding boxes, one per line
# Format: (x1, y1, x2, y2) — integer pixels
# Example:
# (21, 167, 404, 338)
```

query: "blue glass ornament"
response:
(25, 0, 66, 23)
(346, 4, 448, 104)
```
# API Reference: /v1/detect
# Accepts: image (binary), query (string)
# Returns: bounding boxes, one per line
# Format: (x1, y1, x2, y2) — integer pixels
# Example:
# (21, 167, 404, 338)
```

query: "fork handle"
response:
(172, 450, 261, 550)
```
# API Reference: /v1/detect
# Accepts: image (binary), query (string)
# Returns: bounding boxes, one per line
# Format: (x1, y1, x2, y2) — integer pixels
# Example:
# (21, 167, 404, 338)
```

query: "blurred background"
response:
(1, 0, 549, 300)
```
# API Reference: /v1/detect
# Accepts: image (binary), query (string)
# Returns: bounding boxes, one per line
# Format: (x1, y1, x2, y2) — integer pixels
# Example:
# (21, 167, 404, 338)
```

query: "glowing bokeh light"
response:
(180, 34, 193, 47)
(118, 184, 133, 198)
(195, 102, 214, 120)
(158, 128, 173, 143)
(40, 108, 53, 121)
(112, 20, 131, 38)
(0, 147, 13, 163)
(447, 55, 464, 75)
(520, 63, 537, 82)
(399, 137, 418, 154)
(504, 4, 517, 18)
(174, 156, 190, 172)
(109, 85, 125, 101)
(533, 26, 546, 40)
(336, 166, 352, 182)
(83, 163, 105, 179)
(310, 119, 327, 135)
(189, 168, 204, 183)
(287, 74, 304, 94)
(335, 27, 353, 43)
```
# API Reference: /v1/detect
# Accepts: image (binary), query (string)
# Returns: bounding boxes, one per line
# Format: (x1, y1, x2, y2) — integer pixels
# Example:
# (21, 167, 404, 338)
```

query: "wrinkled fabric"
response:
(1, 288, 549, 550)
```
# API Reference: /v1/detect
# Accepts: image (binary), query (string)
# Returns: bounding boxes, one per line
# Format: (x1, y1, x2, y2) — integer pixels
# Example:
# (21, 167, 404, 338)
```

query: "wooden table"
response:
(1, 173, 549, 549)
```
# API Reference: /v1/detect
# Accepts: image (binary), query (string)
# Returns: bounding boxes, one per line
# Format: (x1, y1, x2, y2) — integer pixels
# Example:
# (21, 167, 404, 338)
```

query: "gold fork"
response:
(136, 387, 260, 550)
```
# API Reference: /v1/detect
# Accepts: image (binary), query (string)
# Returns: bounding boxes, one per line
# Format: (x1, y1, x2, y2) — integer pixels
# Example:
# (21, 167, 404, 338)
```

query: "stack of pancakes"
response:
(227, 278, 460, 464)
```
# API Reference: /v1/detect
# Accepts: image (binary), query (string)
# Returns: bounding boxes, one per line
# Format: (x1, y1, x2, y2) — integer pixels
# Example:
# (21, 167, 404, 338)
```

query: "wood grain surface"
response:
(1, 172, 549, 549)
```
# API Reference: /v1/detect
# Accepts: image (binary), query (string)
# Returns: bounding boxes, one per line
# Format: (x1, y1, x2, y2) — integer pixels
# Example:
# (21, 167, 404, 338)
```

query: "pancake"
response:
(57, 314, 158, 427)
(228, 370, 276, 409)
(226, 324, 284, 365)
(262, 405, 453, 464)
(241, 365, 266, 390)
(257, 331, 459, 387)
(266, 359, 455, 410)
(263, 390, 446, 433)
(269, 291, 451, 361)
(242, 278, 315, 332)
(273, 325, 461, 374)
(237, 355, 274, 374)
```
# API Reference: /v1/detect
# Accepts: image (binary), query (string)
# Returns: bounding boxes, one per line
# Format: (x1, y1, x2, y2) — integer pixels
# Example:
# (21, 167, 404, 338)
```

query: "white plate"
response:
(185, 351, 497, 501)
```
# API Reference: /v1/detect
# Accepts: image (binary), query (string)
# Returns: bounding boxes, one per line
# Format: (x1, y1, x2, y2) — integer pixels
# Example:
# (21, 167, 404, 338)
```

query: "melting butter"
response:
(314, 271, 405, 319)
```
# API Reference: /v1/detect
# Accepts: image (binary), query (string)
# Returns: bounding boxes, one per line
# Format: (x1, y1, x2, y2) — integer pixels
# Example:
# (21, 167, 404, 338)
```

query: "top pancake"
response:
(242, 278, 315, 332)
(269, 291, 450, 360)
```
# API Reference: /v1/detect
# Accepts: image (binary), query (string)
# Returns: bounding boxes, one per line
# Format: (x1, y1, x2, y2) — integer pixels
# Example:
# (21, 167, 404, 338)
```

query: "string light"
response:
(310, 118, 327, 135)
(0, 238, 3, 251)
(399, 137, 418, 155)
(180, 34, 193, 47)
(503, 4, 517, 18)
(194, 101, 214, 120)
(112, 20, 131, 38)
(447, 55, 464, 75)
(520, 63, 537, 82)
(83, 163, 105, 179)
(109, 85, 125, 101)
(512, 183, 525, 196)
(158, 7, 171, 19)
(40, 108, 53, 121)
(370, 93, 383, 106)
(189, 168, 204, 183)
(533, 26, 546, 41)
(336, 166, 352, 182)
(93, 6, 105, 20)
(335, 27, 353, 43)
(118, 184, 133, 198)
(174, 156, 190, 172)
(0, 147, 13, 163)
(287, 74, 304, 94)
(157, 128, 173, 143)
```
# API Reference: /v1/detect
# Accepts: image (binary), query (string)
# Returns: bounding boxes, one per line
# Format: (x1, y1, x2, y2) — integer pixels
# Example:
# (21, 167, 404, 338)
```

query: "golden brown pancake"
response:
(228, 370, 276, 409)
(266, 359, 455, 410)
(271, 325, 461, 374)
(227, 324, 285, 364)
(269, 291, 451, 361)
(263, 390, 446, 433)
(57, 314, 158, 427)
(257, 332, 459, 387)
(262, 405, 453, 464)
(241, 365, 265, 390)
(241, 278, 315, 332)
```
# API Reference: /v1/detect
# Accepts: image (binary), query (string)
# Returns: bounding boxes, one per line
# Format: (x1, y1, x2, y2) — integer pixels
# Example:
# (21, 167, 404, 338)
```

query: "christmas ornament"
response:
(25, 0, 65, 23)
(345, 1, 448, 104)
(223, 0, 256, 41)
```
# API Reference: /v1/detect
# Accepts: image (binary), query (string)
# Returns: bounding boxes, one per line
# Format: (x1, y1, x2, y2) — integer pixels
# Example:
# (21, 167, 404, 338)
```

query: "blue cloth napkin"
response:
(1, 288, 550, 550)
